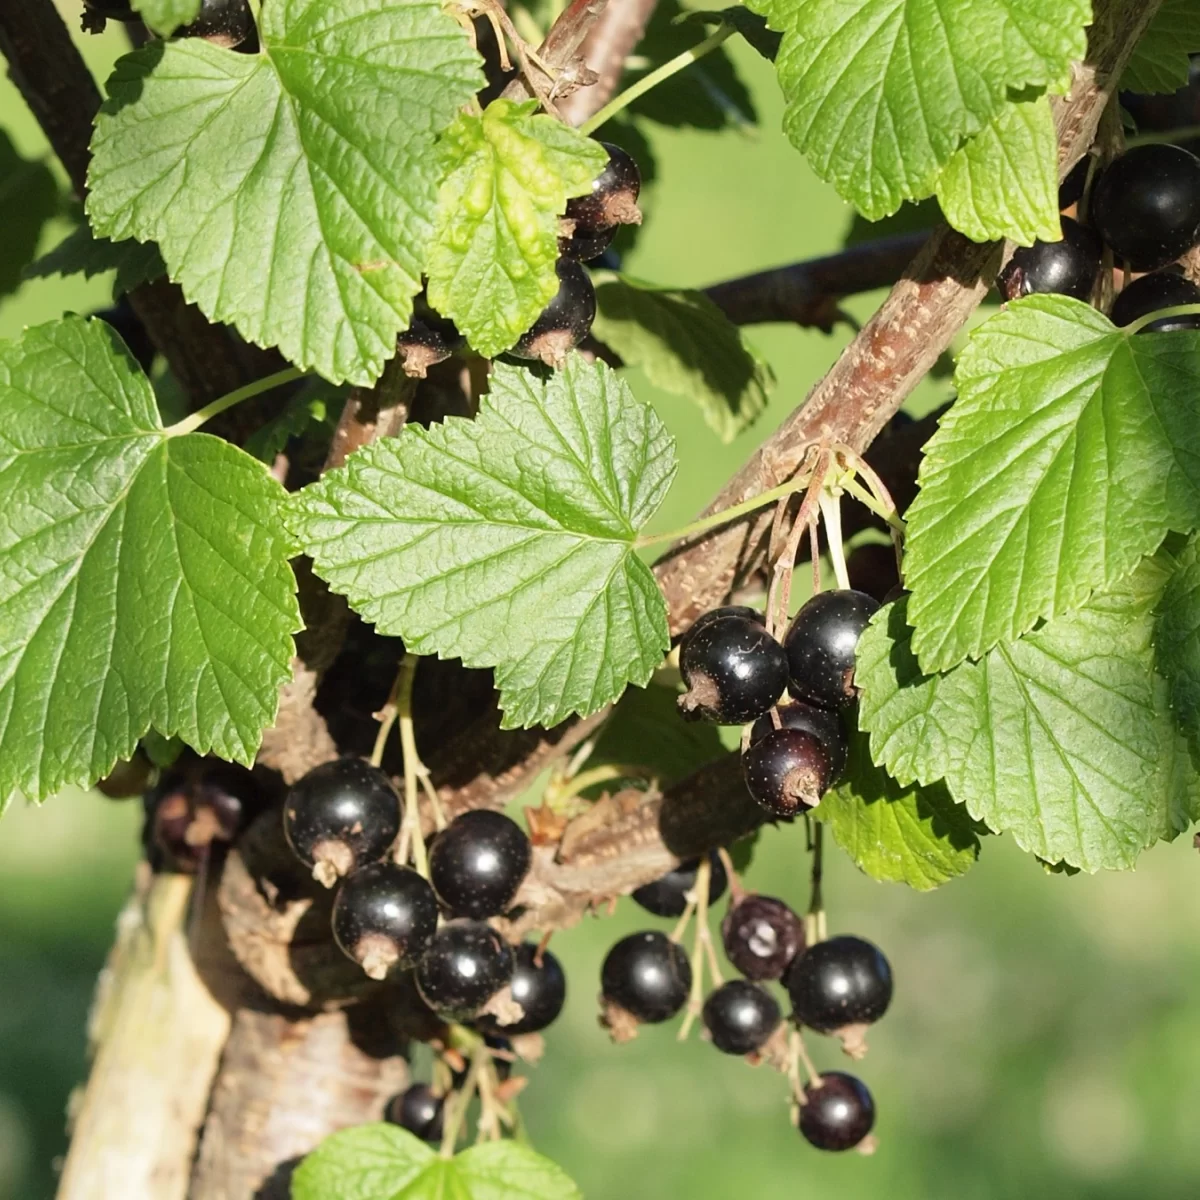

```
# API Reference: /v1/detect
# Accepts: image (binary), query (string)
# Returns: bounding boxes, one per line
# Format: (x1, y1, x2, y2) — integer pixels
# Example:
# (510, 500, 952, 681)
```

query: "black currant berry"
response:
(283, 758, 401, 888)
(511, 258, 596, 367)
(798, 1073, 875, 1152)
(784, 590, 881, 710)
(742, 727, 833, 817)
(845, 542, 901, 605)
(997, 216, 1102, 302)
(600, 931, 691, 1025)
(1110, 271, 1200, 332)
(565, 142, 642, 233)
(1091, 144, 1200, 271)
(144, 764, 263, 872)
(632, 851, 727, 918)
(479, 942, 566, 1035)
(684, 605, 764, 639)
(415, 920, 514, 1022)
(750, 701, 847, 783)
(1058, 156, 1091, 211)
(385, 1083, 444, 1142)
(559, 223, 617, 264)
(429, 810, 531, 920)
(678, 613, 787, 725)
(702, 980, 781, 1055)
(331, 862, 439, 979)
(787, 936, 893, 1033)
(176, 0, 255, 48)
(397, 315, 464, 379)
(721, 893, 806, 982)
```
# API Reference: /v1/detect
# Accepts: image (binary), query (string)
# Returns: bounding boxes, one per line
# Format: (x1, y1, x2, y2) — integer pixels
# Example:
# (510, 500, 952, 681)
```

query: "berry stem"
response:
(543, 762, 654, 810)
(788, 1028, 822, 1095)
(439, 1039, 483, 1158)
(677, 855, 716, 1040)
(1124, 123, 1200, 150)
(163, 366, 304, 438)
(1124, 302, 1200, 335)
(804, 820, 827, 946)
(396, 653, 436, 878)
(766, 448, 832, 640)
(818, 492, 851, 591)
(837, 470, 906, 536)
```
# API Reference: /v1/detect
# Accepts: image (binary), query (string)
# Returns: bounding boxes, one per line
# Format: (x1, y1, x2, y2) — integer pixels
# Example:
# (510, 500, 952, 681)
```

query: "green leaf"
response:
(132, 0, 201, 36)
(24, 224, 165, 300)
(903, 295, 1200, 673)
(0, 316, 299, 808)
(426, 100, 608, 359)
(1121, 0, 1200, 94)
(591, 273, 772, 443)
(934, 98, 1060, 246)
(747, 0, 1090, 219)
(288, 356, 675, 729)
(243, 384, 336, 464)
(0, 129, 60, 302)
(87, 2, 483, 385)
(819, 729, 979, 889)
(1157, 533, 1200, 732)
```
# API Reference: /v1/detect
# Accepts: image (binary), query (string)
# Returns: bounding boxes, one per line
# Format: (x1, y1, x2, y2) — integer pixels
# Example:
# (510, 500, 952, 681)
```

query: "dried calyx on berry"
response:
(428, 809, 532, 920)
(566, 142, 642, 234)
(478, 942, 567, 1036)
(784, 589, 881, 711)
(742, 725, 834, 816)
(702, 979, 781, 1056)
(997, 216, 1102, 302)
(397, 312, 464, 379)
(677, 609, 788, 725)
(331, 862, 439, 979)
(632, 851, 727, 918)
(722, 893, 806, 981)
(511, 258, 597, 368)
(786, 935, 893, 1058)
(1110, 271, 1200, 333)
(385, 1083, 444, 1143)
(750, 701, 848, 784)
(600, 931, 691, 1040)
(176, 0, 255, 48)
(798, 1072, 876, 1152)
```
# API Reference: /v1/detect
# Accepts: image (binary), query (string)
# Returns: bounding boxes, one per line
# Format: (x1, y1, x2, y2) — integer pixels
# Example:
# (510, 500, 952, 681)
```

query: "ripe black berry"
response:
(1091, 144, 1200, 271)
(385, 1083, 444, 1142)
(565, 142, 642, 233)
(415, 920, 514, 1022)
(742, 727, 833, 817)
(144, 764, 262, 873)
(721, 893, 806, 981)
(750, 701, 847, 783)
(798, 1073, 875, 1152)
(784, 589, 881, 710)
(685, 605, 763, 638)
(283, 758, 400, 887)
(677, 612, 787, 725)
(845, 542, 901, 605)
(601, 931, 691, 1024)
(997, 216, 1102, 301)
(702, 980, 781, 1055)
(479, 942, 566, 1035)
(786, 936, 893, 1033)
(397, 314, 463, 379)
(632, 851, 727, 918)
(331, 862, 439, 979)
(1058, 156, 1090, 211)
(177, 0, 255, 47)
(511, 258, 596, 367)
(428, 810, 531, 919)
(559, 223, 617, 264)
(1110, 271, 1200, 332)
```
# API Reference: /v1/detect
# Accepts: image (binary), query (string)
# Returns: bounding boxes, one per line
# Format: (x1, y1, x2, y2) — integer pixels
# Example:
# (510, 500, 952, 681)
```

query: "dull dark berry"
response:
(799, 1073, 875, 1151)
(397, 315, 463, 379)
(144, 764, 262, 872)
(429, 810, 531, 920)
(787, 936, 893, 1033)
(511, 258, 596, 367)
(559, 223, 617, 264)
(479, 942, 566, 1035)
(565, 142, 642, 233)
(283, 758, 401, 888)
(1058, 156, 1091, 211)
(385, 1084, 444, 1142)
(678, 613, 787, 725)
(750, 701, 847, 783)
(721, 893, 806, 981)
(1110, 271, 1200, 332)
(997, 216, 1102, 301)
(601, 931, 691, 1024)
(176, 0, 254, 47)
(784, 589, 881, 710)
(632, 851, 727, 918)
(846, 542, 901, 606)
(742, 727, 833, 817)
(702, 980, 781, 1055)
(1091, 144, 1200, 271)
(415, 920, 514, 1022)
(331, 862, 439, 980)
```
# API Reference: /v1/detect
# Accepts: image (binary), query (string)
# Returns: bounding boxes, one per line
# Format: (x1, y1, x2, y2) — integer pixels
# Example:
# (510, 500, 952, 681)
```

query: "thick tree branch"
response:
(501, 0, 610, 103)
(557, 0, 660, 125)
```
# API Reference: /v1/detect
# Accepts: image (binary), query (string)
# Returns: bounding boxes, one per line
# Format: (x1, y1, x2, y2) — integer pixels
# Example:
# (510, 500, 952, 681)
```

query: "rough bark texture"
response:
(556, 0, 660, 125)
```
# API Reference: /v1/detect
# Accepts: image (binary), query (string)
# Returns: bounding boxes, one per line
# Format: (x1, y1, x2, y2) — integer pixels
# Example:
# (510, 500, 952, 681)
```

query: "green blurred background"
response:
(3, 6, 1200, 1199)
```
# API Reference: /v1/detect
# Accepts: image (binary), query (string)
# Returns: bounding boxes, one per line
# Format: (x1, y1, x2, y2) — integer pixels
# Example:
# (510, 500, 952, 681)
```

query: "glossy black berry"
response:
(784, 589, 881, 710)
(565, 142, 642, 234)
(721, 893, 806, 982)
(429, 810, 531, 919)
(799, 1073, 875, 1152)
(177, 0, 255, 47)
(750, 701, 847, 783)
(511, 258, 596, 368)
(1058, 156, 1091, 211)
(845, 542, 901, 606)
(1110, 271, 1200, 332)
(283, 758, 401, 887)
(331, 862, 439, 979)
(997, 217, 1102, 302)
(385, 1084, 444, 1142)
(684, 605, 764, 639)
(397, 314, 463, 378)
(632, 851, 727, 918)
(1091, 144, 1200, 271)
(415, 920, 514, 1022)
(678, 613, 787, 725)
(479, 942, 566, 1035)
(559, 223, 617, 264)
(601, 931, 691, 1024)
(702, 980, 781, 1055)
(742, 727, 833, 817)
(786, 936, 893, 1032)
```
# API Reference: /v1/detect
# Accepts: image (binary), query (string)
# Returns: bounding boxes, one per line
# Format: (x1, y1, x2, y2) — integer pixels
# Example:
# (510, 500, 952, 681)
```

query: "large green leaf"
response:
(132, 0, 201, 35)
(1157, 533, 1200, 733)
(24, 225, 165, 301)
(903, 296, 1200, 673)
(288, 356, 676, 729)
(1121, 0, 1200, 94)
(0, 317, 300, 808)
(87, 0, 482, 385)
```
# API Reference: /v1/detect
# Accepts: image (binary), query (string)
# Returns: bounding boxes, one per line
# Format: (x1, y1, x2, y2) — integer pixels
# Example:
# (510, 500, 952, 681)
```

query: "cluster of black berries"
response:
(82, 0, 254, 47)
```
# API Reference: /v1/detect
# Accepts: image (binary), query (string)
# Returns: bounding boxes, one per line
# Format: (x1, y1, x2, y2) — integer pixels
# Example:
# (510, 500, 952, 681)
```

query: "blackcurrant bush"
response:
(631, 851, 727, 918)
(428, 809, 531, 919)
(283, 758, 401, 887)
(784, 589, 881, 710)
(701, 980, 781, 1055)
(996, 216, 1102, 302)
(677, 612, 787, 725)
(397, 314, 464, 379)
(559, 223, 617, 264)
(750, 701, 847, 783)
(415, 920, 514, 1022)
(1091, 144, 1200, 271)
(798, 1073, 875, 1152)
(331, 862, 439, 979)
(511, 258, 596, 368)
(1110, 271, 1200, 332)
(721, 893, 806, 982)
(786, 935, 893, 1033)
(176, 0, 255, 48)
(479, 942, 566, 1035)
(385, 1083, 444, 1142)
(565, 142, 642, 233)
(600, 931, 691, 1024)
(742, 727, 833, 817)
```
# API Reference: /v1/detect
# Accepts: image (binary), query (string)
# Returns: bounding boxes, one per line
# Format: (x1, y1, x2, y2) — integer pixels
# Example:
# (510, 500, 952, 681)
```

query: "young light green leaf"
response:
(746, 0, 1090, 219)
(87, 1, 482, 385)
(1156, 533, 1200, 732)
(0, 317, 300, 809)
(934, 98, 1060, 246)
(132, 0, 201, 36)
(427, 100, 608, 358)
(1121, 0, 1200, 94)
(903, 295, 1200, 673)
(591, 273, 772, 443)
(452, 1141, 582, 1200)
(243, 384, 337, 464)
(24, 225, 165, 300)
(289, 356, 676, 729)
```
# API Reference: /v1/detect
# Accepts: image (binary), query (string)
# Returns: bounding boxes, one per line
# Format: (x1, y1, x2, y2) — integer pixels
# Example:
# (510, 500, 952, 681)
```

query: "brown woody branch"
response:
(501, 0, 610, 104)
(557, 0, 660, 125)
